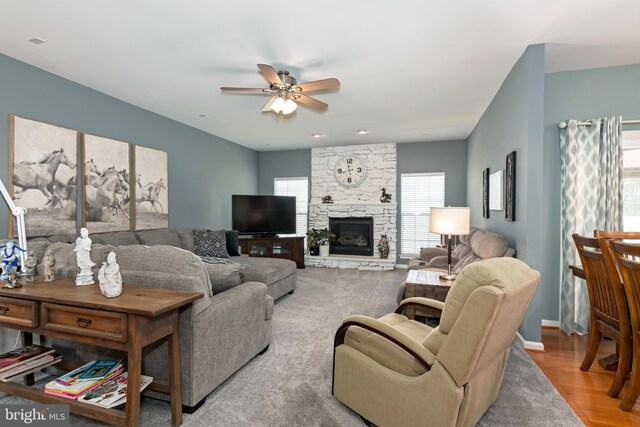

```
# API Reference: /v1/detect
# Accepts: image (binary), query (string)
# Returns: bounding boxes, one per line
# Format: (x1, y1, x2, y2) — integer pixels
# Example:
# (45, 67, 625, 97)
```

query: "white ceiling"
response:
(1, 1, 640, 151)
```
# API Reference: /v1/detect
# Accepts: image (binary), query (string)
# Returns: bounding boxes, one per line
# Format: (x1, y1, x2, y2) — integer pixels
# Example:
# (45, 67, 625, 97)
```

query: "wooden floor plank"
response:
(527, 329, 640, 427)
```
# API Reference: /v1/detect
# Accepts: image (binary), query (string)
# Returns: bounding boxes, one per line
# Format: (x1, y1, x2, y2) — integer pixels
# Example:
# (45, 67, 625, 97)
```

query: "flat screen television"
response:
(232, 195, 296, 236)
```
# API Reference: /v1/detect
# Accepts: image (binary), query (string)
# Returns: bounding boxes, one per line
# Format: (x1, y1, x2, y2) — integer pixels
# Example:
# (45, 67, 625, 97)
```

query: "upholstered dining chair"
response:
(332, 258, 539, 427)
(572, 234, 631, 398)
(610, 240, 640, 411)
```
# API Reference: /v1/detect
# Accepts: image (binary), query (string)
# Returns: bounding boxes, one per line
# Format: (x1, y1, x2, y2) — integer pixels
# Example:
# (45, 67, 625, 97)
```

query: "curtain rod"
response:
(558, 119, 640, 129)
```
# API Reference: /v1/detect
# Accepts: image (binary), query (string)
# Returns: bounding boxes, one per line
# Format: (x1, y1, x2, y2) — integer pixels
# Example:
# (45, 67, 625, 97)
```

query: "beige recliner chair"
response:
(332, 258, 539, 427)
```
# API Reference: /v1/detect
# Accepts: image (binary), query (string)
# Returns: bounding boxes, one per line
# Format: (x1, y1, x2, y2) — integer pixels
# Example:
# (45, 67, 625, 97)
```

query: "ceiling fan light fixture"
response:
(282, 98, 297, 115)
(270, 96, 286, 113)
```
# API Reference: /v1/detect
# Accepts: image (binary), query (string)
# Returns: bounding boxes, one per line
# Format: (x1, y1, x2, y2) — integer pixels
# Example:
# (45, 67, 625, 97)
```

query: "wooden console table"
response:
(238, 236, 305, 269)
(0, 279, 202, 427)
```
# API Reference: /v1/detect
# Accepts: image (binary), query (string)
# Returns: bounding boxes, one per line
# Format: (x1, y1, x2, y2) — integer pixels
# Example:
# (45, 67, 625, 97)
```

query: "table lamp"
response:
(430, 207, 470, 281)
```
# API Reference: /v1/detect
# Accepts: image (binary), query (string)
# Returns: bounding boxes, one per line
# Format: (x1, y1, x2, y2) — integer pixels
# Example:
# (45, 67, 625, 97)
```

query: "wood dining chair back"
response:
(610, 240, 640, 411)
(572, 234, 631, 398)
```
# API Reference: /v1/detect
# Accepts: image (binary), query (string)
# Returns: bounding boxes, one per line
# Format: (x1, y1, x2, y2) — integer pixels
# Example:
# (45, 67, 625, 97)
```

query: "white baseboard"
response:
(516, 332, 545, 351)
(541, 319, 560, 328)
(395, 264, 408, 270)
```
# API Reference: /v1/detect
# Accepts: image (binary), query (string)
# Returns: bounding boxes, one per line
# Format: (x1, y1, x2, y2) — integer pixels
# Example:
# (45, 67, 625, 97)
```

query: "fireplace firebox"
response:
(329, 217, 374, 256)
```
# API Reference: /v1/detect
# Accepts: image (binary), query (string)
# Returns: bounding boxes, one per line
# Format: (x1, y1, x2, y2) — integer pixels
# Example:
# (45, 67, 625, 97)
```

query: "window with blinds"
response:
(401, 172, 445, 256)
(274, 177, 309, 237)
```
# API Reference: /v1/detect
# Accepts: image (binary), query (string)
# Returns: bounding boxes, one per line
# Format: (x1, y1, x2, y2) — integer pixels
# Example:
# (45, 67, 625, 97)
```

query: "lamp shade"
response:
(430, 207, 470, 235)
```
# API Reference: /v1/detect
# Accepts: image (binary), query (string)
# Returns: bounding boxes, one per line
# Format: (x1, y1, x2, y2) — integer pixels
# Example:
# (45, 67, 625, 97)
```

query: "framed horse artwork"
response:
(132, 145, 168, 230)
(9, 115, 78, 237)
(81, 133, 131, 233)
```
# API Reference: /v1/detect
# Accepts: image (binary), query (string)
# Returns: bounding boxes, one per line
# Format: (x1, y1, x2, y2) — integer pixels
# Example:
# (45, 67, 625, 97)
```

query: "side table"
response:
(404, 270, 452, 319)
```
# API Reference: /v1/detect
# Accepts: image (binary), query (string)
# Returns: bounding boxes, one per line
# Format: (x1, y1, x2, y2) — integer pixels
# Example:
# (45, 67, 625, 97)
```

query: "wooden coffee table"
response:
(404, 270, 453, 319)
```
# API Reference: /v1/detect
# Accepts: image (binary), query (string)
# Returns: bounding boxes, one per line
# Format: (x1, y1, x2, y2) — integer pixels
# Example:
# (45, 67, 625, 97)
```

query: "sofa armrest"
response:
(427, 255, 459, 269)
(395, 297, 445, 316)
(419, 247, 448, 262)
(334, 315, 432, 371)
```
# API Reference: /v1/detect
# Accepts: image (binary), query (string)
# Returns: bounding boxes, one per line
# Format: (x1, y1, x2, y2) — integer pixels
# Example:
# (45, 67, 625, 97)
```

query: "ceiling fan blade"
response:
(220, 87, 269, 93)
(261, 96, 278, 112)
(257, 64, 282, 86)
(296, 78, 340, 92)
(293, 93, 328, 111)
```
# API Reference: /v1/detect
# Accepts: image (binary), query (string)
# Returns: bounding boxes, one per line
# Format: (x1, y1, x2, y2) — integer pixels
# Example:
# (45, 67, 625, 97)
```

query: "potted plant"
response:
(306, 228, 335, 256)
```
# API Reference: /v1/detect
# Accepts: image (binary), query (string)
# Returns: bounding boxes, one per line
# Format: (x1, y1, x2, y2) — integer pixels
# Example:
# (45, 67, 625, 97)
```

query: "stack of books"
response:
(0, 345, 61, 382)
(45, 359, 123, 400)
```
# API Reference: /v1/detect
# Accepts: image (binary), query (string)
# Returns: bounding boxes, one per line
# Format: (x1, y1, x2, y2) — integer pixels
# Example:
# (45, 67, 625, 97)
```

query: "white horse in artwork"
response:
(136, 178, 166, 213)
(13, 149, 75, 207)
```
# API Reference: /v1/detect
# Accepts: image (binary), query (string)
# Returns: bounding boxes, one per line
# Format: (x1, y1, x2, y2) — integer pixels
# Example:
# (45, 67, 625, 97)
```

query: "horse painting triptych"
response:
(8, 115, 169, 238)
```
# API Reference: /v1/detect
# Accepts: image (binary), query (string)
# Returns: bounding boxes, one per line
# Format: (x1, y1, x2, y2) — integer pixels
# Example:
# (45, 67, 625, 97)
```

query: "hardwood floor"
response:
(527, 328, 640, 427)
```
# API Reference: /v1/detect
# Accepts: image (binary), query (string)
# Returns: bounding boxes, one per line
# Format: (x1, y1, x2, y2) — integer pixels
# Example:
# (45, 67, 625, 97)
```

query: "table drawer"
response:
(0, 297, 37, 328)
(41, 303, 127, 342)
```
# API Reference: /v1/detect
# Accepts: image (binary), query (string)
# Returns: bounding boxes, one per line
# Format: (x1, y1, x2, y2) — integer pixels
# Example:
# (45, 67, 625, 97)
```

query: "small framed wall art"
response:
(505, 151, 517, 221)
(489, 170, 504, 211)
(483, 167, 490, 219)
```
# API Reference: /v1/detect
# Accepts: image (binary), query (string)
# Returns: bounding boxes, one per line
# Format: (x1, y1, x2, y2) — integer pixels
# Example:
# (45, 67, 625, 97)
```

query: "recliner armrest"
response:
(334, 314, 433, 371)
(395, 297, 445, 316)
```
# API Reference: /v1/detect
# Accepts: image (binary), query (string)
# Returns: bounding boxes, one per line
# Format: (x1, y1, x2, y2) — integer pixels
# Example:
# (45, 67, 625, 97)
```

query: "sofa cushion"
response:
(225, 230, 240, 256)
(235, 256, 296, 285)
(175, 228, 195, 252)
(114, 245, 213, 297)
(453, 252, 482, 273)
(193, 229, 228, 258)
(91, 231, 139, 247)
(470, 229, 510, 259)
(135, 229, 181, 248)
(203, 261, 243, 295)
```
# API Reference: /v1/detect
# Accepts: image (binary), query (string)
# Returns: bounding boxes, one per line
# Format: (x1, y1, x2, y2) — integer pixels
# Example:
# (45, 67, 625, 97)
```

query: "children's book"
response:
(79, 373, 153, 408)
(78, 359, 121, 381)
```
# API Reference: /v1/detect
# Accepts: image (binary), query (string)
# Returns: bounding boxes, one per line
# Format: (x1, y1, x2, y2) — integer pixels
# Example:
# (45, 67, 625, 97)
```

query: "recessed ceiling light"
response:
(311, 133, 323, 138)
(28, 37, 46, 45)
(198, 114, 206, 117)
(356, 129, 369, 135)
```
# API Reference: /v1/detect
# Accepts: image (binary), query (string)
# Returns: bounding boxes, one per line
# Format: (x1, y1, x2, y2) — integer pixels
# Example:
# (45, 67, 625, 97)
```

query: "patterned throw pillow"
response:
(193, 229, 228, 258)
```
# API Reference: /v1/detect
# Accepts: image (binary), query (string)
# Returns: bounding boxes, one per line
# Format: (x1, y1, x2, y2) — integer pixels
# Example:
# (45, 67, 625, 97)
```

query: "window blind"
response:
(274, 177, 309, 237)
(400, 172, 445, 256)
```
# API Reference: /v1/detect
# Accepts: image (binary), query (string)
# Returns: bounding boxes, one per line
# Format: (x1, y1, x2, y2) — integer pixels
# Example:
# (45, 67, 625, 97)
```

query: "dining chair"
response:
(572, 234, 631, 398)
(609, 240, 640, 411)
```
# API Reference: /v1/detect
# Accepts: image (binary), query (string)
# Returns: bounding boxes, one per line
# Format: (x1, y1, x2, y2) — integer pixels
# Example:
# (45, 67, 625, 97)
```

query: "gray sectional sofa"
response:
(19, 227, 297, 411)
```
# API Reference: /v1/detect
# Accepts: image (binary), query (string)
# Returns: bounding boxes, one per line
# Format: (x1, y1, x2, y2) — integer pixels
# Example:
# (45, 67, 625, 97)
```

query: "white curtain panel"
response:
(559, 117, 623, 334)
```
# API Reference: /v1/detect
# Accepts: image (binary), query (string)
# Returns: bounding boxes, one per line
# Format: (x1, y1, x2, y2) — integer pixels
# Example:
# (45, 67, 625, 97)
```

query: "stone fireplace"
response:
(304, 143, 397, 270)
(330, 217, 373, 256)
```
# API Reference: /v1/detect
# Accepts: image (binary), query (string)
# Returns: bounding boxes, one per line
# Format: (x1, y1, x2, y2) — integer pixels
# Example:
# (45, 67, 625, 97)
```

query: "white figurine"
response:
(98, 252, 122, 298)
(74, 227, 95, 286)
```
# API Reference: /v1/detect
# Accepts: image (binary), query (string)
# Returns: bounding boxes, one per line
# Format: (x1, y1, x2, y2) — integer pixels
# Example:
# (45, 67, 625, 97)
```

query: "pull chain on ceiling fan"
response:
(220, 64, 340, 115)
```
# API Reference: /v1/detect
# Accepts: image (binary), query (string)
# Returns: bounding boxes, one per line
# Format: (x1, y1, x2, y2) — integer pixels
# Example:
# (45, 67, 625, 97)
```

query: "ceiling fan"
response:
(220, 64, 340, 115)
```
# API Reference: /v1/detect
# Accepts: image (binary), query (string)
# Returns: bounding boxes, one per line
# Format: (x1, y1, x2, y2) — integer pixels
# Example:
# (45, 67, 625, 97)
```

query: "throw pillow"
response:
(193, 229, 228, 258)
(225, 230, 240, 256)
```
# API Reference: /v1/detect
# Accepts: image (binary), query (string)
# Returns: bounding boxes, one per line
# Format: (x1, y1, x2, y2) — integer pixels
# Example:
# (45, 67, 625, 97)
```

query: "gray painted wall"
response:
(397, 140, 468, 263)
(257, 149, 312, 196)
(0, 53, 257, 237)
(542, 63, 640, 322)
(466, 44, 545, 343)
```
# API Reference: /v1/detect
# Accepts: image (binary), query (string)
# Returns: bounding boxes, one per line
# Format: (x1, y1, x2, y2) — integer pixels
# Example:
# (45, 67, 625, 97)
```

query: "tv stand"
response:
(238, 236, 305, 269)
(251, 233, 278, 238)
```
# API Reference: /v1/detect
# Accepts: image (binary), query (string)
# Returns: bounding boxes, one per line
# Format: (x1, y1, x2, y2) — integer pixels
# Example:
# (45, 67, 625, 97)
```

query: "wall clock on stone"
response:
(334, 154, 367, 187)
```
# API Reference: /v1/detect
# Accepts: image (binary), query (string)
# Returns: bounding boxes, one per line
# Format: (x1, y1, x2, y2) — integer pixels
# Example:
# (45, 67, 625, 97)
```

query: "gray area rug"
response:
(0, 267, 583, 426)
